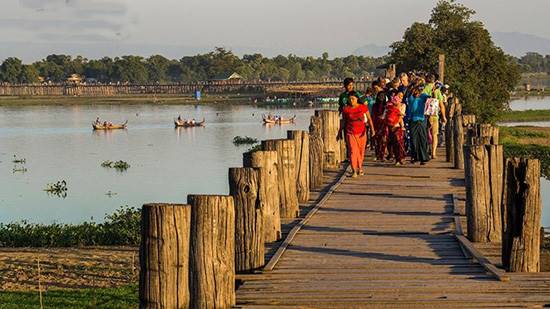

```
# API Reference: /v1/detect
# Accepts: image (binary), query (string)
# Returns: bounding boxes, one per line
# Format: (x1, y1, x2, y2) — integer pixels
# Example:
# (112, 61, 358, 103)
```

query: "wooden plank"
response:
(262, 164, 350, 271)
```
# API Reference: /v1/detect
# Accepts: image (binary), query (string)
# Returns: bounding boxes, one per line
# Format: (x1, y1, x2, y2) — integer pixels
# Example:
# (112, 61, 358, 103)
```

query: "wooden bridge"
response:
(235, 152, 550, 308)
(139, 108, 548, 308)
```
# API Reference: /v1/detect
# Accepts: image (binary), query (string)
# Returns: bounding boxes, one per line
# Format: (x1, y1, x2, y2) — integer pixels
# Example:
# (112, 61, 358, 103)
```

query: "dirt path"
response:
(0, 247, 138, 291)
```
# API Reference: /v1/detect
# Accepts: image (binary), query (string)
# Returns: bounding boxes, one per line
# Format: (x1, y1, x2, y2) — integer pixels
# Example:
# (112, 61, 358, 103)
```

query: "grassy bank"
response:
(0, 94, 254, 106)
(500, 126, 550, 179)
(0, 285, 137, 308)
(0, 206, 140, 247)
(500, 109, 550, 123)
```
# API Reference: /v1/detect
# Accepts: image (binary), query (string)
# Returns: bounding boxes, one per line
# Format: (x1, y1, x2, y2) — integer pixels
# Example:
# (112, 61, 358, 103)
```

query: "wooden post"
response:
(502, 158, 542, 272)
(464, 145, 504, 243)
(228, 168, 265, 272)
(309, 115, 325, 189)
(438, 54, 445, 84)
(188, 195, 235, 308)
(139, 203, 191, 309)
(261, 139, 299, 218)
(287, 130, 310, 203)
(243, 151, 281, 242)
(315, 110, 341, 169)
(453, 113, 464, 169)
(445, 97, 457, 163)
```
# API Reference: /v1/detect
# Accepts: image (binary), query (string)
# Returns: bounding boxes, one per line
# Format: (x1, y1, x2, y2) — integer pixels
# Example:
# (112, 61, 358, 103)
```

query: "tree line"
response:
(517, 52, 550, 73)
(0, 49, 386, 84)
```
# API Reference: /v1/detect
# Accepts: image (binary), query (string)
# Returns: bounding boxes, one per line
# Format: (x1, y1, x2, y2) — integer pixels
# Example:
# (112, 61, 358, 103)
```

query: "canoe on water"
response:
(92, 121, 128, 130)
(262, 115, 296, 125)
(174, 119, 206, 128)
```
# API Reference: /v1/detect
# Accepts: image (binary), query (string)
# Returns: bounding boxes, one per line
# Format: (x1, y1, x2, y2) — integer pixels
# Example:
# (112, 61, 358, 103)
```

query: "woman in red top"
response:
(339, 92, 375, 177)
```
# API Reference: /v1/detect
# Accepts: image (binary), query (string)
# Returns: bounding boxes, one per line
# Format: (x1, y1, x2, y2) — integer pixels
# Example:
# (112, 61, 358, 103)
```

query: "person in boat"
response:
(103, 121, 108, 127)
(95, 117, 101, 125)
(191, 118, 196, 125)
(177, 115, 183, 123)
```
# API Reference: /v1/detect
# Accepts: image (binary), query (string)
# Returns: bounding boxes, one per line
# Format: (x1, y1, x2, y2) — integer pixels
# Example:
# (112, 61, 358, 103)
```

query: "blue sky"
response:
(1, 0, 548, 60)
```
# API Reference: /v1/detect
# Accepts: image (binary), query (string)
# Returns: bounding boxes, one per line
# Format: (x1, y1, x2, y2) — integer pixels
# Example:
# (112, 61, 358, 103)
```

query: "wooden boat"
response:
(92, 121, 127, 130)
(174, 119, 205, 128)
(262, 115, 296, 125)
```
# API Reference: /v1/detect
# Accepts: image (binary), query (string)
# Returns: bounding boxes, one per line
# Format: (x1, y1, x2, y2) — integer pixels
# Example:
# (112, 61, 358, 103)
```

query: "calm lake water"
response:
(509, 96, 550, 111)
(0, 103, 316, 224)
(1, 99, 549, 228)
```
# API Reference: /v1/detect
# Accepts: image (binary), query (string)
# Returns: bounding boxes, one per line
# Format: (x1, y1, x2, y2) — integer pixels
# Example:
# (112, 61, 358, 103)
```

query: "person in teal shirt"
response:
(339, 78, 364, 113)
(407, 85, 430, 164)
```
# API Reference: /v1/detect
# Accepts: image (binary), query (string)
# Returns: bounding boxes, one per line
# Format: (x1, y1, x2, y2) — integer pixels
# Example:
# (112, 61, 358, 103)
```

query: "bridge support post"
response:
(229, 168, 265, 272)
(243, 151, 281, 242)
(188, 195, 235, 308)
(315, 110, 341, 169)
(502, 158, 542, 272)
(288, 130, 310, 203)
(139, 203, 191, 308)
(262, 139, 299, 218)
(309, 115, 325, 189)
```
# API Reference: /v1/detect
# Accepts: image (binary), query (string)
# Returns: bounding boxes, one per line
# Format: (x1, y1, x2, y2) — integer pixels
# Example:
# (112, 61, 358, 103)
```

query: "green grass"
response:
(499, 126, 550, 179)
(500, 109, 550, 122)
(0, 285, 137, 308)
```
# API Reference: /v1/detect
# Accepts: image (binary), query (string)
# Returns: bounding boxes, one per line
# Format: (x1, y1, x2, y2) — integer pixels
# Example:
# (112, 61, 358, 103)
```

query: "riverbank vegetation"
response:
(499, 126, 550, 179)
(500, 109, 550, 122)
(0, 206, 139, 247)
(233, 136, 259, 146)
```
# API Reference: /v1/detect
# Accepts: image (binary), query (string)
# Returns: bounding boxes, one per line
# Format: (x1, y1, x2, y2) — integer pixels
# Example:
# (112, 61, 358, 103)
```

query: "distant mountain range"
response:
(491, 32, 550, 57)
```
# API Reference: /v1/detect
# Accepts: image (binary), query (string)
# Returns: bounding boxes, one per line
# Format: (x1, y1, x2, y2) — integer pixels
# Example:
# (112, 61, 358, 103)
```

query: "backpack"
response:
(424, 98, 440, 116)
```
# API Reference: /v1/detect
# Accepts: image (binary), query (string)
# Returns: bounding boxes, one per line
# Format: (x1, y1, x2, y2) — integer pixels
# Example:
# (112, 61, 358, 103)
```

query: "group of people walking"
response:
(338, 72, 450, 177)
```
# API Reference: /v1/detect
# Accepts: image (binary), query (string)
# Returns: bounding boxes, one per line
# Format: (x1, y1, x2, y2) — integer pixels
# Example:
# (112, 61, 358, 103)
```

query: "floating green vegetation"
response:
(0, 206, 140, 247)
(44, 180, 68, 198)
(101, 160, 130, 171)
(12, 166, 27, 173)
(233, 136, 259, 146)
(12, 155, 26, 164)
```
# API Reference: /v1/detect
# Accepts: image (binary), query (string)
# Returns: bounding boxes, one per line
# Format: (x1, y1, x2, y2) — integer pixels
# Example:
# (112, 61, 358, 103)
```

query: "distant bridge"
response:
(0, 80, 372, 97)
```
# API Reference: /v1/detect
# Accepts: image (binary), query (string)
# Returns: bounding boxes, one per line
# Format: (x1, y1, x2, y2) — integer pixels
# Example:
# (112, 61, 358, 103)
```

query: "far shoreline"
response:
(0, 94, 260, 106)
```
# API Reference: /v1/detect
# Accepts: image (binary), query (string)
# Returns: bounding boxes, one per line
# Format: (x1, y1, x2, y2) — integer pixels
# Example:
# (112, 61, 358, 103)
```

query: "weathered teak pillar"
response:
(502, 158, 542, 272)
(261, 139, 299, 218)
(315, 110, 341, 169)
(228, 167, 265, 272)
(438, 54, 445, 84)
(243, 150, 281, 242)
(188, 195, 235, 308)
(287, 130, 310, 203)
(445, 97, 457, 163)
(139, 203, 191, 309)
(309, 115, 325, 189)
(464, 144, 504, 243)
(453, 112, 464, 169)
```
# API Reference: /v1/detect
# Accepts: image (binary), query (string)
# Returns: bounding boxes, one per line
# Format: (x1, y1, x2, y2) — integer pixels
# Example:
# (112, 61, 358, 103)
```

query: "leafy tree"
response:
(146, 55, 170, 82)
(518, 52, 546, 73)
(389, 0, 520, 122)
(19, 65, 39, 83)
(113, 56, 148, 83)
(0, 57, 23, 83)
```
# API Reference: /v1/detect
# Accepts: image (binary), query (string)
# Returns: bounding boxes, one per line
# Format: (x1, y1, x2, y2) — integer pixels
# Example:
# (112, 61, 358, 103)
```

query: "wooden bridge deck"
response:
(236, 151, 550, 308)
